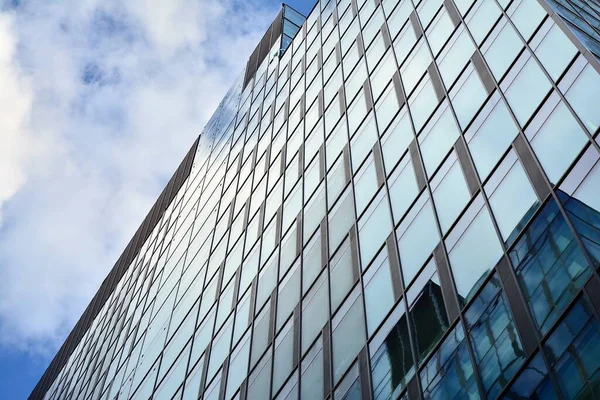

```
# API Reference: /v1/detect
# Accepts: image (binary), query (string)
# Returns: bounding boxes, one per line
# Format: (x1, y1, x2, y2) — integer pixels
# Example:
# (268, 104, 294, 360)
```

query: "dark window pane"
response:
(509, 198, 593, 334)
(420, 324, 479, 399)
(465, 274, 526, 399)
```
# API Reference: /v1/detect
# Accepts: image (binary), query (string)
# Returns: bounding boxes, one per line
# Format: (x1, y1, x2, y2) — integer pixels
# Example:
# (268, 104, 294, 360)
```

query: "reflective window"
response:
(509, 198, 592, 334)
(466, 0, 501, 45)
(408, 259, 449, 360)
(370, 304, 415, 400)
(364, 248, 395, 335)
(432, 152, 471, 233)
(438, 27, 475, 88)
(409, 76, 441, 132)
(301, 337, 324, 400)
(451, 64, 488, 129)
(355, 155, 380, 216)
(501, 352, 558, 400)
(565, 64, 600, 134)
(273, 319, 295, 393)
(482, 18, 523, 81)
(329, 187, 356, 253)
(544, 297, 600, 400)
(448, 196, 503, 303)
(504, 54, 552, 126)
(389, 154, 420, 224)
(465, 274, 526, 399)
(486, 151, 539, 244)
(332, 288, 366, 384)
(533, 23, 578, 82)
(420, 324, 479, 399)
(397, 193, 439, 286)
(330, 238, 356, 313)
(529, 100, 588, 185)
(358, 189, 393, 269)
(302, 271, 329, 354)
(401, 40, 433, 95)
(419, 102, 461, 176)
(381, 108, 414, 174)
(466, 96, 519, 181)
(508, 0, 546, 41)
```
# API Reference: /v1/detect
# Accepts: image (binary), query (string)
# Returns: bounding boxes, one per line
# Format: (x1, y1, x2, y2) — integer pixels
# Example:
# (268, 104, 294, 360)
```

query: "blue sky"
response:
(0, 0, 315, 398)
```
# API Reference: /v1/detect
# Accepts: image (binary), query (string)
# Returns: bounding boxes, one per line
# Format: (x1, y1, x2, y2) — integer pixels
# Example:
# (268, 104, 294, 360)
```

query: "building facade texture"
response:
(31, 0, 600, 399)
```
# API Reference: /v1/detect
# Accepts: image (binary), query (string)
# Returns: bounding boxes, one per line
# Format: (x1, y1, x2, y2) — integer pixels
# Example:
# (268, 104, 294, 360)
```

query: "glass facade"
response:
(31, 0, 600, 399)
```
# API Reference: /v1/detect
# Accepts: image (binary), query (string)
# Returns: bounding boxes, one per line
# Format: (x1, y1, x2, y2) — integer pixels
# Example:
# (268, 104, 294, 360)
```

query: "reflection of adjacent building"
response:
(509, 190, 600, 334)
(541, 0, 600, 59)
(371, 188, 600, 400)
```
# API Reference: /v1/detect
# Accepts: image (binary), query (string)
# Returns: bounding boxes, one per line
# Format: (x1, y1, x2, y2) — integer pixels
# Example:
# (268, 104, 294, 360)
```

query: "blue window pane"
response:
(510, 199, 593, 334)
(370, 310, 415, 400)
(465, 274, 526, 399)
(544, 297, 600, 400)
(560, 188, 600, 269)
(501, 352, 558, 400)
(420, 324, 480, 400)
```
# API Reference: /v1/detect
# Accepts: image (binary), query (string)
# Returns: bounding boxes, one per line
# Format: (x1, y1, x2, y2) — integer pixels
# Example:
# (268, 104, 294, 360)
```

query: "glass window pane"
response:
(397, 194, 439, 286)
(502, 353, 558, 400)
(483, 19, 523, 81)
(407, 260, 449, 360)
(389, 154, 420, 224)
(355, 155, 379, 216)
(364, 249, 395, 335)
(565, 64, 600, 134)
(409, 77, 441, 132)
(510, 198, 593, 334)
(420, 325, 478, 399)
(448, 198, 503, 303)
(302, 272, 329, 354)
(467, 97, 519, 181)
(273, 320, 295, 393)
(487, 153, 539, 243)
(381, 108, 414, 174)
(370, 304, 415, 399)
(419, 103, 461, 176)
(504, 55, 552, 126)
(358, 189, 393, 269)
(465, 274, 526, 399)
(301, 338, 324, 400)
(451, 65, 488, 129)
(401, 40, 432, 95)
(533, 24, 578, 82)
(466, 0, 501, 45)
(543, 297, 600, 400)
(330, 238, 356, 313)
(332, 288, 366, 383)
(432, 153, 471, 233)
(351, 113, 378, 173)
(508, 0, 546, 41)
(530, 101, 588, 184)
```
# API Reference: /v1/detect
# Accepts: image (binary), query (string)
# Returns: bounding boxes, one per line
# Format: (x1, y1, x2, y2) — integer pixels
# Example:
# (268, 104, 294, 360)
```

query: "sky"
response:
(0, 0, 315, 398)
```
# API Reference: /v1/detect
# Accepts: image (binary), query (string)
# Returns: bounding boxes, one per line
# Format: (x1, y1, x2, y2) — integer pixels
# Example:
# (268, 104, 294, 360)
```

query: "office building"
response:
(30, 0, 600, 399)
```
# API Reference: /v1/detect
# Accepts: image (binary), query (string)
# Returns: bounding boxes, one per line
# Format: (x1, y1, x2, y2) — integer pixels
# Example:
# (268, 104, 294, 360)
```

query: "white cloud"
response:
(0, 0, 279, 357)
